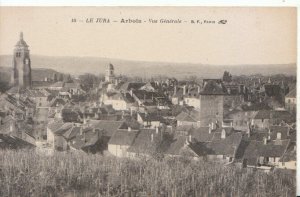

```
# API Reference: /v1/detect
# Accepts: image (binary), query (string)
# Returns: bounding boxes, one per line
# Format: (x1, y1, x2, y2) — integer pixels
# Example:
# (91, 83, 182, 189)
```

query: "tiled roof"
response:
(127, 128, 163, 154)
(0, 133, 35, 149)
(254, 110, 271, 119)
(206, 132, 243, 156)
(242, 139, 290, 160)
(120, 82, 146, 91)
(285, 88, 296, 98)
(279, 142, 296, 162)
(175, 109, 200, 122)
(48, 97, 67, 107)
(88, 120, 124, 137)
(164, 136, 187, 155)
(138, 112, 163, 122)
(109, 129, 139, 146)
(47, 119, 65, 132)
(50, 82, 65, 87)
(63, 126, 81, 140)
(53, 123, 73, 135)
(191, 127, 214, 142)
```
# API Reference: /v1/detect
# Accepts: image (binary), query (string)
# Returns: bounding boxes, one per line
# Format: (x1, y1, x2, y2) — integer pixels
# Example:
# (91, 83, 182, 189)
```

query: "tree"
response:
(58, 74, 64, 81)
(53, 73, 58, 82)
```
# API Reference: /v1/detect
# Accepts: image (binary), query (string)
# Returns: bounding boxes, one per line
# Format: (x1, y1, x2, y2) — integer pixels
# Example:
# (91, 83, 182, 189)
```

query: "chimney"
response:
(211, 122, 215, 130)
(277, 132, 281, 140)
(128, 127, 132, 132)
(197, 121, 201, 127)
(151, 133, 154, 142)
(287, 127, 290, 136)
(263, 137, 267, 145)
(247, 126, 251, 137)
(189, 134, 192, 142)
(174, 85, 177, 95)
(9, 122, 14, 132)
(197, 86, 201, 94)
(155, 127, 159, 134)
(130, 89, 133, 97)
(183, 85, 187, 95)
(221, 129, 226, 139)
(208, 124, 212, 134)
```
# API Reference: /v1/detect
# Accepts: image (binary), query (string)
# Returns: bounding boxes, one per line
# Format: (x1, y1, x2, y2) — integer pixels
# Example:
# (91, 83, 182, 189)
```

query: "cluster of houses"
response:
(0, 32, 297, 171)
(0, 61, 296, 171)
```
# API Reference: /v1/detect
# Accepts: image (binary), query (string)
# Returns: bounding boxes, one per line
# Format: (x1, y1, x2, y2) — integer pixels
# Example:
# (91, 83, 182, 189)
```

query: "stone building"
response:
(105, 63, 115, 83)
(199, 79, 227, 126)
(11, 32, 32, 88)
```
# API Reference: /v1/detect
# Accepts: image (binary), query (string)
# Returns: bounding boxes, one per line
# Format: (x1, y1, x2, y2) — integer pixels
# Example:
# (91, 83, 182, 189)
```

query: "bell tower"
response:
(11, 32, 32, 88)
(105, 63, 115, 83)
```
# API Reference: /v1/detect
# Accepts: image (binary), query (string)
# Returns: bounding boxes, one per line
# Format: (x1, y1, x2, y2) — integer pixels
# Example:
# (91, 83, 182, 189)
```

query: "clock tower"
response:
(11, 32, 32, 88)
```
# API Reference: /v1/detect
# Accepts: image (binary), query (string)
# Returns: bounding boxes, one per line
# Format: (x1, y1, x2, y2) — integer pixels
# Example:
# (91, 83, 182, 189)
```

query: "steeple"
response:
(11, 32, 31, 88)
(20, 32, 23, 40)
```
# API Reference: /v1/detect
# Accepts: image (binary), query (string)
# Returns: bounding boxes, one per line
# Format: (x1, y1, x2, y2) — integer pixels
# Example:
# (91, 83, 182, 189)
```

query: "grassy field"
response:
(0, 149, 295, 197)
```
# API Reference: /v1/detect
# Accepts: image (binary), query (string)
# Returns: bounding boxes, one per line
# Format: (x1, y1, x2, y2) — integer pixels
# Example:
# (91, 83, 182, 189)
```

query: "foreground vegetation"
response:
(0, 149, 295, 197)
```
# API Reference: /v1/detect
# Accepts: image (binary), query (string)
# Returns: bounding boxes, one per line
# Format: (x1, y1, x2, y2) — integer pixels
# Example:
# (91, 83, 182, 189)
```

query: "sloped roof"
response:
(279, 142, 296, 162)
(242, 139, 290, 160)
(63, 126, 81, 140)
(88, 120, 124, 137)
(50, 81, 65, 87)
(285, 88, 296, 98)
(47, 119, 65, 132)
(109, 129, 139, 146)
(175, 109, 200, 122)
(254, 110, 271, 119)
(164, 136, 187, 155)
(127, 128, 162, 154)
(138, 112, 163, 122)
(206, 132, 243, 156)
(48, 97, 67, 107)
(120, 82, 146, 91)
(191, 127, 214, 142)
(0, 134, 35, 149)
(200, 80, 228, 95)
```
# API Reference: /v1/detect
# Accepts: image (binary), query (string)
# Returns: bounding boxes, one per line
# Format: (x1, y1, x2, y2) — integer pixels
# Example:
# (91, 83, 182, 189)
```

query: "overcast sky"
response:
(0, 7, 296, 65)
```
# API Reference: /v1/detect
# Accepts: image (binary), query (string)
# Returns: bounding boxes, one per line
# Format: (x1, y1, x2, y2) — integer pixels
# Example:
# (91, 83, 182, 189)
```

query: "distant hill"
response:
(0, 55, 296, 79)
(0, 66, 61, 83)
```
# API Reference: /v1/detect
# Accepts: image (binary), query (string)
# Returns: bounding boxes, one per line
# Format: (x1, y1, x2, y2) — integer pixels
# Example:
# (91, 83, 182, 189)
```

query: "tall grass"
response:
(0, 149, 295, 197)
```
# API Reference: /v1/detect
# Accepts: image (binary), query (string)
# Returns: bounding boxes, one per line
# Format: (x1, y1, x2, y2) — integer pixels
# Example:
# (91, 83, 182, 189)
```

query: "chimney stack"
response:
(221, 129, 226, 139)
(277, 132, 281, 140)
(155, 127, 159, 134)
(183, 85, 187, 95)
(263, 137, 267, 145)
(128, 127, 132, 132)
(151, 133, 154, 142)
(189, 134, 192, 142)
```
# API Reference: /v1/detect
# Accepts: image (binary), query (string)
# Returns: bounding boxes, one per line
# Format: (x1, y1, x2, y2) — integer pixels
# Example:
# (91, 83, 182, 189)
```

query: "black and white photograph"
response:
(0, 6, 297, 197)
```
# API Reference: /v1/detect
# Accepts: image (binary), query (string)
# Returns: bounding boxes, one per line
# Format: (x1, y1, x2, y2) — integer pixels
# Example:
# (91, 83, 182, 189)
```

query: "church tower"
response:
(105, 63, 115, 83)
(11, 32, 32, 88)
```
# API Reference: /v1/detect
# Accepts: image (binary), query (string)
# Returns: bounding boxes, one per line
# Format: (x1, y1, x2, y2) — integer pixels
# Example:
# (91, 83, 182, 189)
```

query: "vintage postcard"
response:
(0, 7, 297, 197)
